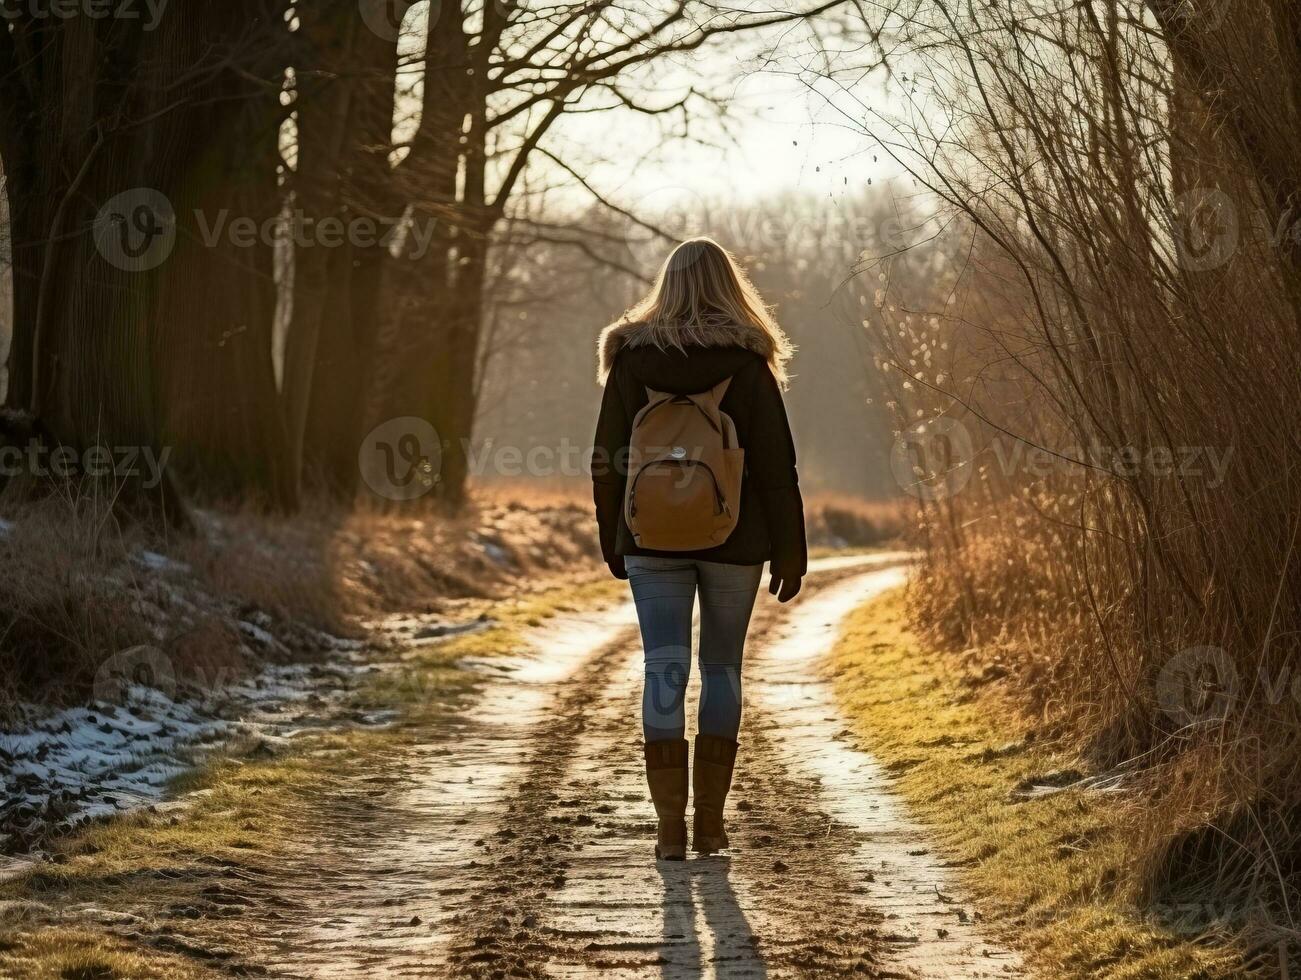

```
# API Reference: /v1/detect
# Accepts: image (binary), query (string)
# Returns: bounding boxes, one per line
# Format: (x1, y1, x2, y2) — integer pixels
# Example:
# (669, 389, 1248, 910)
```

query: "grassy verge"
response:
(828, 588, 1250, 980)
(0, 575, 623, 979)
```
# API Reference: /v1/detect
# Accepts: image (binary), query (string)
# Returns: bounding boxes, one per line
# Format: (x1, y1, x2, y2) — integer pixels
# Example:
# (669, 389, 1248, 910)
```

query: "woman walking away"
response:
(592, 237, 807, 861)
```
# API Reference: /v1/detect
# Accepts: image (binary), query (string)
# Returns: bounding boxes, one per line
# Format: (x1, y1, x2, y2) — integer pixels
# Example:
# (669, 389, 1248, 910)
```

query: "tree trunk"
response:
(283, 5, 362, 501)
(297, 21, 403, 499)
(0, 0, 295, 515)
(152, 1, 296, 510)
(0, 14, 180, 522)
(360, 2, 482, 502)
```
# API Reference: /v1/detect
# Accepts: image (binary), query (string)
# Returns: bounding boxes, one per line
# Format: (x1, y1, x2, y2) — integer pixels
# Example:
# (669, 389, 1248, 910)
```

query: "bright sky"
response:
(561, 65, 900, 207)
(391, 2, 914, 228)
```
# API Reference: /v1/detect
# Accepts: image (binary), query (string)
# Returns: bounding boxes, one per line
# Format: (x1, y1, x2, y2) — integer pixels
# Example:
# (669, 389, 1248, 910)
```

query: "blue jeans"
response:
(624, 556, 763, 742)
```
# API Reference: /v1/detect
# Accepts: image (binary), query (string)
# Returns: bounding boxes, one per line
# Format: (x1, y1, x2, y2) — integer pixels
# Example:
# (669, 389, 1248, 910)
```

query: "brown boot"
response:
(644, 738, 688, 860)
(693, 734, 738, 854)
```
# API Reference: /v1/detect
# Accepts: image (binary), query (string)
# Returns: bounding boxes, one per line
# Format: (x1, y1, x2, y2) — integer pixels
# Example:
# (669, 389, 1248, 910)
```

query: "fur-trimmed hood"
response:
(597, 319, 789, 387)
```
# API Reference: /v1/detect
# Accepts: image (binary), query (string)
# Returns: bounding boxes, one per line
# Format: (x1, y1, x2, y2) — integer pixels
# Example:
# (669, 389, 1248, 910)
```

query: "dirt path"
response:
(139, 555, 1023, 979)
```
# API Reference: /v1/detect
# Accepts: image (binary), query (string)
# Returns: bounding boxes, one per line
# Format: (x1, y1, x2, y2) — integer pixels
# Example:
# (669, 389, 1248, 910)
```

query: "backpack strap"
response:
(642, 378, 733, 432)
(683, 376, 732, 431)
(643, 387, 675, 411)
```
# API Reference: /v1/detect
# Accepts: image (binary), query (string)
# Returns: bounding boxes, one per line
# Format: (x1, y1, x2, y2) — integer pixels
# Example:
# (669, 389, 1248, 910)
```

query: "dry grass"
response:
(0, 731, 380, 978)
(180, 494, 597, 625)
(0, 928, 218, 979)
(851, 0, 1301, 957)
(0, 496, 155, 710)
(829, 588, 1257, 978)
(804, 492, 907, 549)
(473, 478, 589, 510)
(0, 490, 599, 708)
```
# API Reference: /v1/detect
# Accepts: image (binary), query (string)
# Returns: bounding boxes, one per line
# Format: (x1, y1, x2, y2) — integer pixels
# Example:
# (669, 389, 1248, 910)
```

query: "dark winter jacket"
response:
(591, 320, 807, 577)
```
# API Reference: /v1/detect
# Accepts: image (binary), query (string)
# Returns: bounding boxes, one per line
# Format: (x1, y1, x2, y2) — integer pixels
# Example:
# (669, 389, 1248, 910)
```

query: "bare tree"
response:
(338, 0, 855, 501)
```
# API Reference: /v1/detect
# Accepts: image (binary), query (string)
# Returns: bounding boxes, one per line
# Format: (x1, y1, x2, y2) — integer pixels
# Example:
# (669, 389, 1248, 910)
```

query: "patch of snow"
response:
(310, 628, 365, 652)
(237, 620, 288, 654)
(473, 533, 514, 567)
(0, 658, 379, 856)
(134, 549, 191, 575)
(0, 607, 486, 857)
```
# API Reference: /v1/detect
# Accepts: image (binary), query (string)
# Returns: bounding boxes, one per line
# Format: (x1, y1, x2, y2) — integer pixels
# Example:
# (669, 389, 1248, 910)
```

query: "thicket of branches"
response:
(0, 0, 847, 517)
(847, 0, 1301, 953)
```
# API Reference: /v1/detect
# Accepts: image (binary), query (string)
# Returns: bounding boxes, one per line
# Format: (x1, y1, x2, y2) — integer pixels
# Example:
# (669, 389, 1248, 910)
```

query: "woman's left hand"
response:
(768, 573, 801, 602)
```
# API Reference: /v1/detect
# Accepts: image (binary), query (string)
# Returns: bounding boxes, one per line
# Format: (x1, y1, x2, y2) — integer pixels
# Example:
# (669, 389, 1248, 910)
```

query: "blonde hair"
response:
(613, 237, 793, 386)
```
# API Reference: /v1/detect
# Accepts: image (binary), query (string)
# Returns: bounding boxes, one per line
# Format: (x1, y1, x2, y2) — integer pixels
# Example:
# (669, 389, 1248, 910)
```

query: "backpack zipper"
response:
(628, 457, 728, 518)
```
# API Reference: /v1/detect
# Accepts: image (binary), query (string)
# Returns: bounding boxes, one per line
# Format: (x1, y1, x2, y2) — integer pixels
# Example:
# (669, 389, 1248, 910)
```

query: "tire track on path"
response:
(747, 569, 1024, 979)
(116, 554, 1020, 979)
(446, 561, 927, 978)
(441, 554, 1022, 978)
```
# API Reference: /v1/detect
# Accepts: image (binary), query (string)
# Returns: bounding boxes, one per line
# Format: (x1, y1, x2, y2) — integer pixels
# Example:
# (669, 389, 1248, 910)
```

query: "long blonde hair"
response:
(612, 237, 793, 386)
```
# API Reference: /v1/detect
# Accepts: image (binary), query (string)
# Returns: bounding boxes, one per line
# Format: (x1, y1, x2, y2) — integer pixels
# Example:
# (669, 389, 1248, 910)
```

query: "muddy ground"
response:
(11, 555, 1024, 979)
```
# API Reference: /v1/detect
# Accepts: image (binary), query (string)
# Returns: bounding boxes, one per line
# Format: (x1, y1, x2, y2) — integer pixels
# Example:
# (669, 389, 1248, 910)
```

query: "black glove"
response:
(608, 555, 629, 580)
(768, 573, 801, 603)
